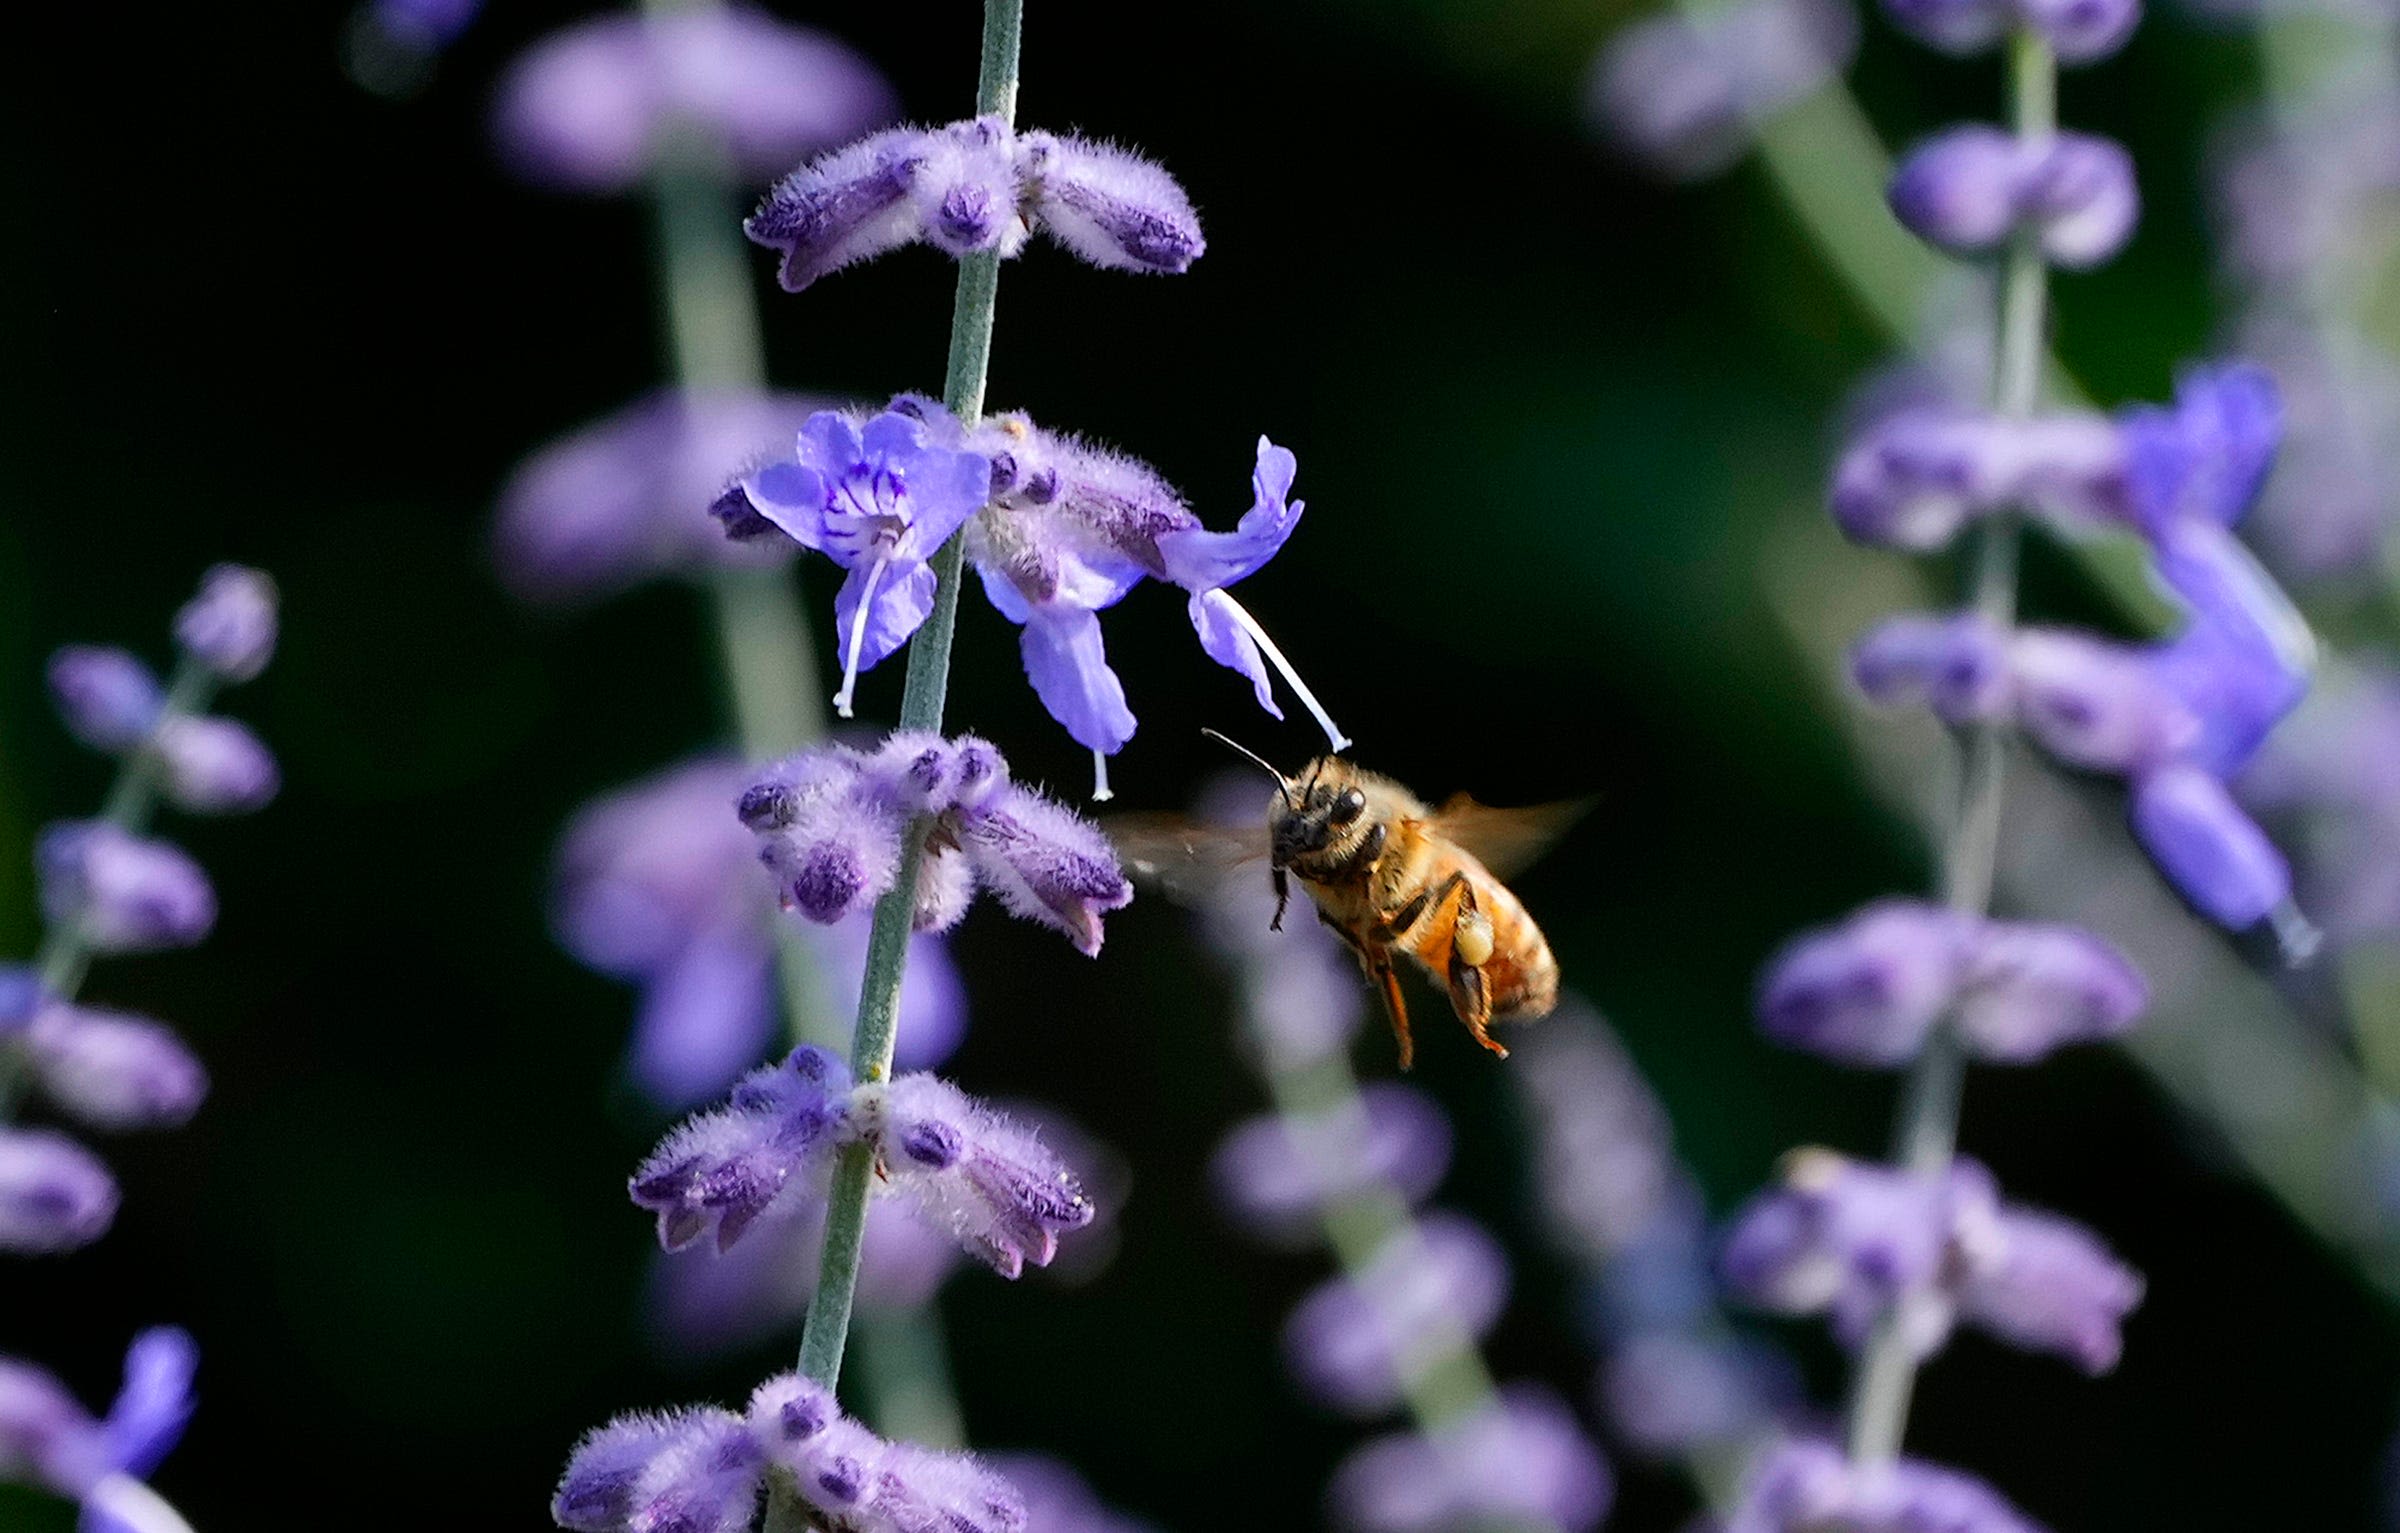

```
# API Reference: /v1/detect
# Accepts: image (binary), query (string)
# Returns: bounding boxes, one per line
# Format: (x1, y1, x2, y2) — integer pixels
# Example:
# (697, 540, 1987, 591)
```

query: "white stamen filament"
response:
(832, 558, 888, 719)
(1219, 593, 1353, 752)
(1091, 749, 1114, 802)
(86, 1477, 197, 1533)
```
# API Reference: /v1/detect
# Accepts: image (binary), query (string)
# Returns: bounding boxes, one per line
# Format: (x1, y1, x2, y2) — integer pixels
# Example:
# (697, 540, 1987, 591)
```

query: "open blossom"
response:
(629, 1045, 1095, 1278)
(557, 1374, 1026, 1533)
(740, 733, 1131, 953)
(1756, 899, 2146, 1065)
(0, 1329, 196, 1530)
(1720, 1148, 2142, 1371)
(494, 7, 894, 194)
(495, 391, 832, 605)
(720, 399, 1344, 795)
(743, 117, 1202, 292)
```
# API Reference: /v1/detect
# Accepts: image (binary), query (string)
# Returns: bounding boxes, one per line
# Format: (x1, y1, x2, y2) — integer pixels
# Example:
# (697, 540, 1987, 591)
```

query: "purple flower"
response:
(629, 1046, 854, 1253)
(0, 1329, 195, 1521)
(495, 392, 832, 605)
(1850, 610, 2012, 723)
(1282, 1213, 1511, 1416)
(720, 407, 992, 718)
(1828, 407, 2125, 549)
(173, 565, 277, 684)
(1755, 900, 2145, 1065)
(0, 968, 40, 1037)
(733, 1374, 1028, 1533)
(866, 1074, 1096, 1278)
(493, 9, 895, 195)
(743, 120, 1200, 293)
(1722, 1149, 2141, 1370)
(2118, 363, 2283, 542)
(1880, 0, 2010, 54)
(153, 717, 279, 816)
(552, 1406, 762, 1533)
(1210, 1083, 1452, 1248)
(741, 735, 1133, 954)
(1880, 0, 2136, 60)
(1597, 1331, 1791, 1456)
(0, 1130, 117, 1253)
(1888, 127, 2138, 269)
(36, 823, 216, 956)
(1725, 1438, 2045, 1533)
(1587, 0, 1860, 181)
(1327, 1386, 1613, 1533)
(25, 1004, 208, 1132)
(46, 648, 162, 755)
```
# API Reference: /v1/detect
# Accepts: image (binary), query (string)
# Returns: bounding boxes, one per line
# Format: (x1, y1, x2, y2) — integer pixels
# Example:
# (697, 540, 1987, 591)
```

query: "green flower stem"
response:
(1843, 27, 2055, 1471)
(791, 0, 1021, 1406)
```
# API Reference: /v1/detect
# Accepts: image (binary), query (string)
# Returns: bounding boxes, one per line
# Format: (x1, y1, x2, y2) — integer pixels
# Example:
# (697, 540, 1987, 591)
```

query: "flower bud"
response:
(154, 716, 280, 815)
(0, 1130, 118, 1254)
(173, 565, 277, 683)
(36, 823, 216, 955)
(46, 648, 162, 754)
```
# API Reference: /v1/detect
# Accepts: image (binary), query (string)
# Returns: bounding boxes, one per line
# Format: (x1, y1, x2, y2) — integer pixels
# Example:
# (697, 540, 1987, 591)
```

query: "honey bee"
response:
(1120, 736, 1579, 1069)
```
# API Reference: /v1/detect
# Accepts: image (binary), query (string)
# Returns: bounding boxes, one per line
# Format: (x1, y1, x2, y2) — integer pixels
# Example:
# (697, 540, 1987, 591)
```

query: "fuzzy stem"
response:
(1842, 25, 2053, 1471)
(793, 0, 1023, 1400)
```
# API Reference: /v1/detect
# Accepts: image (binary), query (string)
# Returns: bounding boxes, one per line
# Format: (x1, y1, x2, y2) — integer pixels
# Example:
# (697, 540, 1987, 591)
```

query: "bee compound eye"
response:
(1332, 788, 1366, 823)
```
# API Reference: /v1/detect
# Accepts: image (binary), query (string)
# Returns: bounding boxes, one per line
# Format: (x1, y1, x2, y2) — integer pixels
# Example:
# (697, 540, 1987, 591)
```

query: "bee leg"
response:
(1270, 866, 1291, 932)
(1368, 951, 1415, 1071)
(1443, 885, 1509, 1059)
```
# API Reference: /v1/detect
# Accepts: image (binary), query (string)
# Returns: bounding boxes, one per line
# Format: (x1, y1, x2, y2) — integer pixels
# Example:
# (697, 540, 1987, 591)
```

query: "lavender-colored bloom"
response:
(36, 823, 216, 956)
(26, 1004, 209, 1132)
(1327, 1386, 1613, 1533)
(1850, 610, 2011, 723)
(1829, 407, 2125, 549)
(172, 565, 277, 684)
(1725, 1438, 2045, 1533)
(0, 1329, 195, 1518)
(1283, 1214, 1511, 1416)
(954, 782, 1136, 956)
(722, 407, 992, 717)
(1957, 1205, 2144, 1372)
(1210, 1083, 1452, 1248)
(1588, 0, 1860, 180)
(2130, 762, 2292, 927)
(1017, 131, 1206, 274)
(1881, 0, 2136, 59)
(866, 1073, 1095, 1278)
(1757, 901, 2145, 1065)
(1888, 127, 2138, 270)
(494, 9, 895, 195)
(552, 1406, 762, 1533)
(629, 1046, 854, 1253)
(0, 1130, 118, 1254)
(734, 1377, 1028, 1533)
(744, 119, 1200, 293)
(152, 717, 279, 816)
(1723, 1149, 2141, 1369)
(2118, 363, 2282, 541)
(496, 391, 830, 605)
(859, 1440, 1030, 1533)
(1755, 899, 1975, 1064)
(46, 648, 163, 755)
(986, 1455, 1156, 1533)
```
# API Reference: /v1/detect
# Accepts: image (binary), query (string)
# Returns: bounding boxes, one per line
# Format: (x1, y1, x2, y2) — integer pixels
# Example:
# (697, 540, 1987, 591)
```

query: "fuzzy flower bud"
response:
(629, 1046, 853, 1252)
(552, 1406, 761, 1533)
(46, 648, 163, 754)
(0, 1129, 118, 1254)
(36, 823, 216, 955)
(745, 119, 1201, 293)
(1889, 127, 2138, 269)
(954, 783, 1135, 957)
(173, 565, 277, 683)
(26, 1004, 209, 1132)
(865, 1074, 1096, 1278)
(153, 716, 280, 815)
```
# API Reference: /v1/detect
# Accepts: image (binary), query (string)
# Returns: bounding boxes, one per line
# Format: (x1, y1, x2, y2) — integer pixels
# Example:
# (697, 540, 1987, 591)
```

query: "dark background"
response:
(1, 1, 2388, 1529)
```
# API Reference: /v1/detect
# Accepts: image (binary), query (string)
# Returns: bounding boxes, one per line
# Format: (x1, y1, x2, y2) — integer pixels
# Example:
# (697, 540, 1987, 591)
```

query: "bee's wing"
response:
(1427, 794, 1593, 880)
(1105, 815, 1273, 907)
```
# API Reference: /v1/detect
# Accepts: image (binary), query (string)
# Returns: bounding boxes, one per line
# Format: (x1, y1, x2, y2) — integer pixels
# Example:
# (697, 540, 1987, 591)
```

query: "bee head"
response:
(1268, 756, 1369, 868)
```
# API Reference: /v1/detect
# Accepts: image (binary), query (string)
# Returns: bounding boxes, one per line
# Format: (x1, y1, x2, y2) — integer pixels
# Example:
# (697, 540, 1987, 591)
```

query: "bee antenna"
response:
(1201, 728, 1294, 807)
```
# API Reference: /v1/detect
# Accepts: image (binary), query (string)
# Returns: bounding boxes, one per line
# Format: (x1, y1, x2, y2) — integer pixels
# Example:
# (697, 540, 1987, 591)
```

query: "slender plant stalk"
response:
(1842, 26, 2054, 1470)
(791, 0, 1024, 1401)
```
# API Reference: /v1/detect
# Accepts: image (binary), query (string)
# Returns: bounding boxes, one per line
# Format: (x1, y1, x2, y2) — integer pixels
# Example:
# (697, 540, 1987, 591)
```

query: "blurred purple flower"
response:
(1828, 406, 2125, 549)
(152, 717, 279, 816)
(1282, 1213, 1511, 1416)
(173, 565, 277, 684)
(495, 391, 833, 606)
(25, 1003, 208, 1133)
(1882, 0, 2137, 61)
(0, 1130, 117, 1254)
(0, 1329, 195, 1526)
(36, 824, 215, 956)
(553, 1405, 761, 1533)
(1888, 125, 2138, 268)
(1327, 1386, 1613, 1533)
(46, 649, 162, 756)
(1211, 1083, 1452, 1249)
(494, 8, 895, 195)
(1725, 1437, 2045, 1533)
(1588, 0, 1859, 179)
